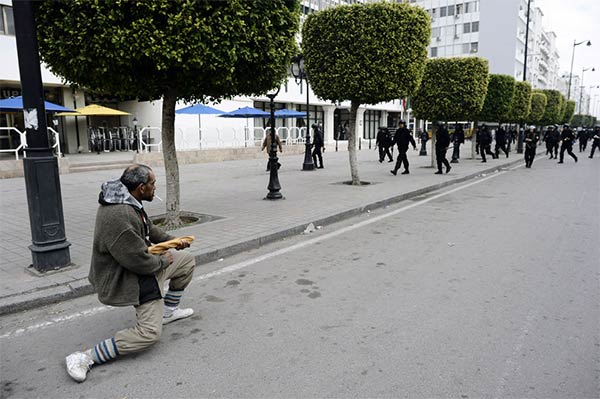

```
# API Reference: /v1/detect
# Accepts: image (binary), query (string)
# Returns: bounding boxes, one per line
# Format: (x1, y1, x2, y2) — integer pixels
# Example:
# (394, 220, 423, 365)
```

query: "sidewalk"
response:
(0, 143, 526, 315)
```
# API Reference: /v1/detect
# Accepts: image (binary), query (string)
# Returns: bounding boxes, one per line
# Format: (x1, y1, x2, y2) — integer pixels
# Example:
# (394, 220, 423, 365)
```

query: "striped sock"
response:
(164, 289, 184, 310)
(90, 337, 119, 364)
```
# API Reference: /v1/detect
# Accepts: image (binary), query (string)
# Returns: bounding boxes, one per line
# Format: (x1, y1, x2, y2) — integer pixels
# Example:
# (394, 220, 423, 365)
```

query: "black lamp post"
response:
(13, 0, 71, 272)
(290, 54, 315, 171)
(578, 67, 595, 113)
(265, 87, 283, 200)
(568, 39, 592, 100)
(132, 117, 139, 153)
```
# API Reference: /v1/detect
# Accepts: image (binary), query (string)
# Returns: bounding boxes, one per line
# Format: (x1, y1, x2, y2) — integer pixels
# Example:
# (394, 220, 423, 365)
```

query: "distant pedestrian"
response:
(479, 124, 496, 162)
(376, 127, 393, 163)
(494, 125, 509, 158)
(435, 123, 451, 174)
(390, 120, 416, 175)
(262, 128, 283, 171)
(450, 125, 465, 163)
(558, 124, 578, 164)
(65, 164, 195, 383)
(589, 126, 600, 158)
(311, 123, 325, 169)
(577, 127, 589, 153)
(524, 126, 539, 168)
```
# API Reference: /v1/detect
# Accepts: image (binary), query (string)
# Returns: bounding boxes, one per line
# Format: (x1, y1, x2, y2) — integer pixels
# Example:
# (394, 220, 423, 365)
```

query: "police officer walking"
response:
(390, 120, 416, 175)
(450, 125, 465, 163)
(524, 126, 539, 168)
(376, 126, 393, 163)
(589, 126, 600, 158)
(577, 127, 589, 153)
(435, 122, 451, 174)
(494, 124, 509, 158)
(479, 124, 497, 162)
(311, 123, 325, 169)
(558, 124, 578, 163)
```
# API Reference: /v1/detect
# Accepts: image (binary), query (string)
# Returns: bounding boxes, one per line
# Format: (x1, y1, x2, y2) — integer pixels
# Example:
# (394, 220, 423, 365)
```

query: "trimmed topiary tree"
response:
(302, 1, 430, 185)
(527, 91, 547, 126)
(478, 74, 516, 124)
(561, 100, 576, 125)
(505, 81, 531, 153)
(34, 0, 300, 227)
(412, 57, 489, 162)
(540, 89, 563, 126)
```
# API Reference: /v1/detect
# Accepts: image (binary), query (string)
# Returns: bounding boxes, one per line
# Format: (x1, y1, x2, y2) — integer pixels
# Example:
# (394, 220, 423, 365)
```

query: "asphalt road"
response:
(1, 155, 598, 399)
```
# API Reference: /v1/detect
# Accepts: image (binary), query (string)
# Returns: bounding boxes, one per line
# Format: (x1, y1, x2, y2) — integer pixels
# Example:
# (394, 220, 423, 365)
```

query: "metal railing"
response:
(138, 126, 162, 153)
(0, 127, 27, 160)
(174, 126, 310, 150)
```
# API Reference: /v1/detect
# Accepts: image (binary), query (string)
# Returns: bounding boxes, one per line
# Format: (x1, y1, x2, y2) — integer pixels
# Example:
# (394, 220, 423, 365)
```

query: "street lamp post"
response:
(264, 87, 283, 200)
(578, 67, 595, 113)
(13, 0, 71, 272)
(290, 54, 315, 171)
(567, 39, 592, 100)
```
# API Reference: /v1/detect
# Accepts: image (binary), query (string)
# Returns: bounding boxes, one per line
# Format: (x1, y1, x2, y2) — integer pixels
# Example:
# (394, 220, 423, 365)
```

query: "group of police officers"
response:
(375, 121, 600, 173)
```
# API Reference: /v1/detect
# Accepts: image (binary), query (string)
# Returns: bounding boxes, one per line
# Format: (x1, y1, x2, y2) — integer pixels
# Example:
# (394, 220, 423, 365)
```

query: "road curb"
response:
(0, 156, 526, 316)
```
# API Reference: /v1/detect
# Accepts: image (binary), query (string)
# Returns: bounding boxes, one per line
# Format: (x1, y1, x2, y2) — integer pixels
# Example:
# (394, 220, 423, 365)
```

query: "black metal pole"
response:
(302, 78, 315, 170)
(265, 90, 283, 200)
(13, 0, 71, 272)
(522, 0, 531, 82)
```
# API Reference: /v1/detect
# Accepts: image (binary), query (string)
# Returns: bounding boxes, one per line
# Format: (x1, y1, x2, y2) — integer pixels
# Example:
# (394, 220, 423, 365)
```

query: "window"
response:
(471, 42, 479, 53)
(431, 47, 438, 57)
(431, 27, 441, 37)
(456, 3, 462, 15)
(440, 6, 447, 17)
(447, 5, 455, 16)
(471, 21, 479, 32)
(462, 43, 471, 53)
(463, 22, 471, 33)
(464, 2, 470, 13)
(431, 8, 437, 17)
(1, 5, 15, 36)
(363, 110, 381, 140)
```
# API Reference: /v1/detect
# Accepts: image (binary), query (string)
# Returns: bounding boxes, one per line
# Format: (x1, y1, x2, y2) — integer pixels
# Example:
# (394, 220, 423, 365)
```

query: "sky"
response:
(537, 0, 600, 115)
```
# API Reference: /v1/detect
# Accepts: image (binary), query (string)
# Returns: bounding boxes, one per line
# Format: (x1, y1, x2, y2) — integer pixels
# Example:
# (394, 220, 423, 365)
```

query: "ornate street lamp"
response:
(132, 116, 139, 153)
(567, 39, 592, 100)
(290, 54, 315, 171)
(264, 87, 283, 200)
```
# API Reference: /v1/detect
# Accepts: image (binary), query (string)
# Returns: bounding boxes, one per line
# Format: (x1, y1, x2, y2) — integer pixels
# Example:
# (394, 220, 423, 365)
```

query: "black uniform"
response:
(390, 126, 416, 175)
(558, 127, 578, 163)
(578, 129, 589, 152)
(435, 125, 451, 174)
(376, 127, 393, 163)
(311, 125, 324, 168)
(524, 129, 539, 168)
(589, 127, 600, 158)
(479, 125, 496, 162)
(494, 127, 509, 158)
(451, 127, 465, 163)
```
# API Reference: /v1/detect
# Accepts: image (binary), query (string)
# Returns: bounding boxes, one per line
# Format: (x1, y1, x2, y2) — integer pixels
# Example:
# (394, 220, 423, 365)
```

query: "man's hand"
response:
(163, 251, 174, 265)
(176, 238, 191, 250)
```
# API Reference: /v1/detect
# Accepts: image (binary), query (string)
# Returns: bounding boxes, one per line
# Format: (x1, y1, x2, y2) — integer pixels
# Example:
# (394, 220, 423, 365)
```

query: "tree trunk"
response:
(161, 89, 183, 229)
(430, 123, 437, 168)
(348, 101, 361, 185)
(471, 121, 479, 159)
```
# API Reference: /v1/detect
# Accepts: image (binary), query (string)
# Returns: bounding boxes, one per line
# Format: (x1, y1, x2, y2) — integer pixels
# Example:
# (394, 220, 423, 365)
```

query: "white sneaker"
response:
(162, 307, 194, 325)
(66, 351, 93, 382)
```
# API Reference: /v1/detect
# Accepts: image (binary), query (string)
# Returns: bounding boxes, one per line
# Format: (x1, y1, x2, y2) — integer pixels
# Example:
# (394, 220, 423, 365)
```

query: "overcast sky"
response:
(538, 0, 600, 114)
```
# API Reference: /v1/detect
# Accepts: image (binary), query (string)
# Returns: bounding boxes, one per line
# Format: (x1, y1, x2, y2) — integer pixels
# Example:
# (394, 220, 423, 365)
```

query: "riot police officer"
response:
(479, 124, 496, 162)
(589, 126, 600, 159)
(558, 124, 578, 163)
(495, 124, 509, 158)
(390, 120, 416, 175)
(524, 126, 539, 168)
(376, 127, 393, 163)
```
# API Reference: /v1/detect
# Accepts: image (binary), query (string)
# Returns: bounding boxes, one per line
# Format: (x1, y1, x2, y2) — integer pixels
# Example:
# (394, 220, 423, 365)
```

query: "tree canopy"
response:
(539, 89, 563, 126)
(506, 81, 531, 123)
(526, 91, 547, 125)
(478, 74, 515, 123)
(561, 100, 576, 125)
(302, 2, 431, 105)
(34, 0, 300, 102)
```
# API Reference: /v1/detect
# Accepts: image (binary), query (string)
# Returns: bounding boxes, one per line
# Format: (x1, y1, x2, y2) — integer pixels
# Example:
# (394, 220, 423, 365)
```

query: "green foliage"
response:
(412, 57, 489, 122)
(539, 89, 563, 125)
(561, 100, 576, 124)
(34, 0, 300, 102)
(302, 2, 431, 104)
(478, 74, 516, 122)
(506, 81, 531, 123)
(571, 114, 596, 127)
(526, 92, 546, 125)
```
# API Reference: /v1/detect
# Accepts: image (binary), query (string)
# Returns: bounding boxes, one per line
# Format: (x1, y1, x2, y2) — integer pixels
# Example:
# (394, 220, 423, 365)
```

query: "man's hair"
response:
(120, 164, 152, 191)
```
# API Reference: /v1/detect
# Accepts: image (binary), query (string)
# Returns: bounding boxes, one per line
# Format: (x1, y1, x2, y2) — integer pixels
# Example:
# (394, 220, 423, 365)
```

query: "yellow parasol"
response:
(56, 104, 130, 116)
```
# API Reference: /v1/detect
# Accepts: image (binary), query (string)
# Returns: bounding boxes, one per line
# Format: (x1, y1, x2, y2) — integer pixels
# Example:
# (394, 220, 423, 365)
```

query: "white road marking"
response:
(0, 165, 520, 339)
